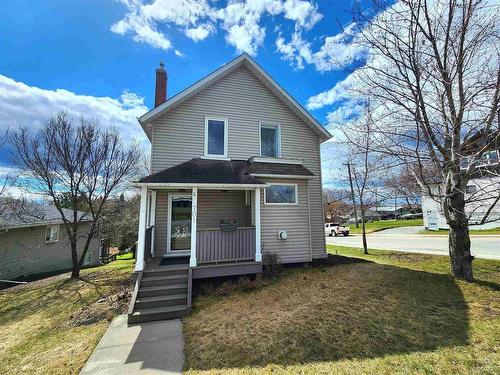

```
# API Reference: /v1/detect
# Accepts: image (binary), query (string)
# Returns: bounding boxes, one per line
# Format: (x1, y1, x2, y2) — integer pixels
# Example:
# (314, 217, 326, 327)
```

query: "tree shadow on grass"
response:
(183, 262, 470, 371)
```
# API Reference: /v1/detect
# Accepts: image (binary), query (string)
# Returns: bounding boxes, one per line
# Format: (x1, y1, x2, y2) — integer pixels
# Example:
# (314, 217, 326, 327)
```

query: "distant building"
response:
(0, 202, 101, 282)
(422, 150, 500, 230)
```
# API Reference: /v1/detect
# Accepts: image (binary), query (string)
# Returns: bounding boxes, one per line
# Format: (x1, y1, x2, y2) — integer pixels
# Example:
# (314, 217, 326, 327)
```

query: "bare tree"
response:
(347, 0, 500, 281)
(341, 107, 390, 254)
(12, 112, 141, 278)
(323, 188, 352, 222)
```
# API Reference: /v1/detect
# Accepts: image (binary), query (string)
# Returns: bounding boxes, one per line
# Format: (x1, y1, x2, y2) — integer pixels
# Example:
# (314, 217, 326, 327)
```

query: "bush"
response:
(236, 276, 258, 292)
(262, 251, 282, 279)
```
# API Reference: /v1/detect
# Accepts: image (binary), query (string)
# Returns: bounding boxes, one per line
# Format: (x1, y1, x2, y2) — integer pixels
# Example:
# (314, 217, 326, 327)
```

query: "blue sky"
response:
(0, 0, 372, 187)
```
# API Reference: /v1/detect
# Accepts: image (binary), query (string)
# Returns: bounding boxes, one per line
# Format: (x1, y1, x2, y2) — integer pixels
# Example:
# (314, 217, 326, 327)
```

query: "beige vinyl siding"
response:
(0, 223, 100, 281)
(260, 179, 311, 263)
(151, 64, 326, 260)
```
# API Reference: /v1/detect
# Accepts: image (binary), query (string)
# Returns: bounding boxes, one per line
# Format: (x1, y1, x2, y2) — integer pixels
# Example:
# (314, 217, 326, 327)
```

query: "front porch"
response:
(135, 184, 264, 274)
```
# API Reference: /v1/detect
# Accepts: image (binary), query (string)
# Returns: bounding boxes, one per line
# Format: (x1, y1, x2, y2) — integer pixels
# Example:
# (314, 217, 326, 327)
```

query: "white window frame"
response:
(45, 224, 60, 243)
(204, 116, 228, 159)
(259, 121, 281, 158)
(264, 183, 298, 206)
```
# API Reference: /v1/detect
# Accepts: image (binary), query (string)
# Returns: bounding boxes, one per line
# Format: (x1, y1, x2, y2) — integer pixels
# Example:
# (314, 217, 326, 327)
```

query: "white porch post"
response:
(135, 186, 148, 272)
(190, 187, 198, 267)
(254, 188, 262, 262)
(150, 190, 157, 257)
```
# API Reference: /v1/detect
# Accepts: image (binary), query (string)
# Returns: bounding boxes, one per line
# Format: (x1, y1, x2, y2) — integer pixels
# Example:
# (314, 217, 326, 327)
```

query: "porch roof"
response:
(248, 161, 314, 178)
(138, 158, 265, 185)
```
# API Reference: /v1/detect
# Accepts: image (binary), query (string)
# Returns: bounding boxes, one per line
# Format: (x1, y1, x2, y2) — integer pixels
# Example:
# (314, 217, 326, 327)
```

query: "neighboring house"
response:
(422, 150, 500, 230)
(347, 208, 381, 223)
(0, 202, 101, 282)
(128, 54, 332, 323)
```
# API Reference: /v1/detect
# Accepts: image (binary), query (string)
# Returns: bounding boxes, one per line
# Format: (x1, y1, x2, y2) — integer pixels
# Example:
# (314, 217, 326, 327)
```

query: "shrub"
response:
(236, 276, 258, 292)
(262, 251, 282, 279)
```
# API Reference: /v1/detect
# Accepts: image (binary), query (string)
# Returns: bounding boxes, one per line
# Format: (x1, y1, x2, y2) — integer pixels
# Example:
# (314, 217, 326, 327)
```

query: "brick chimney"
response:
(155, 61, 167, 107)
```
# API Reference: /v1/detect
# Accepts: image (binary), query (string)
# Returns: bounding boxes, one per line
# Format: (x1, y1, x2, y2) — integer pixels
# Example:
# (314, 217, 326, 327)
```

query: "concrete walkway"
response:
(80, 315, 184, 375)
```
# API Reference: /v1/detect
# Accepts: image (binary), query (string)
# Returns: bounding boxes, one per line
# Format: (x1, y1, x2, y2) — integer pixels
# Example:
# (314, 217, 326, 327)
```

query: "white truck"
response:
(325, 223, 350, 237)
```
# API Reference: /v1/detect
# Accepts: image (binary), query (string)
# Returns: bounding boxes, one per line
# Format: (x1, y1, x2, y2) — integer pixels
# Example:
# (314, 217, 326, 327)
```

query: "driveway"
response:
(327, 227, 500, 260)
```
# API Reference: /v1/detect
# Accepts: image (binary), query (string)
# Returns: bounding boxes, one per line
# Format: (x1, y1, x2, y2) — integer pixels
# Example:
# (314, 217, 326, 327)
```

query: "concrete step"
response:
(138, 284, 188, 298)
(128, 305, 188, 324)
(141, 274, 188, 287)
(135, 294, 188, 310)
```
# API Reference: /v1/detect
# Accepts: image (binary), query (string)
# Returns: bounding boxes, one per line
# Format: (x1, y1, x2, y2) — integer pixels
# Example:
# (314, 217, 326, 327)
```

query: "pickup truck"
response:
(325, 223, 350, 237)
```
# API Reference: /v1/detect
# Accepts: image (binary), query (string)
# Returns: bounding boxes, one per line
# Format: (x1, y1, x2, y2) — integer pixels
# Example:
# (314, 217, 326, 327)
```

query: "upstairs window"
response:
(205, 117, 228, 158)
(45, 225, 60, 243)
(260, 122, 281, 158)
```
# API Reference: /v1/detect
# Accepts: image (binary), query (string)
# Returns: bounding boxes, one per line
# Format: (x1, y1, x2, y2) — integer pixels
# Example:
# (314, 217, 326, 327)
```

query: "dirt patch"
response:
(66, 285, 131, 327)
(388, 253, 435, 263)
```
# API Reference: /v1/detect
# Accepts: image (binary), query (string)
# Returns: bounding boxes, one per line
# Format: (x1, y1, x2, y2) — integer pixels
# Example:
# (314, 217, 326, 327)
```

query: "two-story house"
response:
(128, 54, 331, 323)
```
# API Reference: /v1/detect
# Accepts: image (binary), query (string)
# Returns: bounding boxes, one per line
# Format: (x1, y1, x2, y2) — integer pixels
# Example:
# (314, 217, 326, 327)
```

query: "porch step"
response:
(141, 274, 189, 287)
(128, 305, 188, 324)
(143, 267, 189, 278)
(135, 294, 188, 309)
(137, 284, 189, 298)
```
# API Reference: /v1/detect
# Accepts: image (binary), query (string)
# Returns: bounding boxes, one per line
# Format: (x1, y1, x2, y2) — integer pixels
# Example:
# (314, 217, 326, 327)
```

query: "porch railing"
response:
(196, 227, 255, 264)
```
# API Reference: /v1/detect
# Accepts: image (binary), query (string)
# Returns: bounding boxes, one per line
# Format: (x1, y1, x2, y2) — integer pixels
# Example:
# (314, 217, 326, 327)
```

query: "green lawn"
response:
(420, 227, 500, 236)
(0, 258, 134, 375)
(347, 218, 423, 234)
(184, 245, 499, 374)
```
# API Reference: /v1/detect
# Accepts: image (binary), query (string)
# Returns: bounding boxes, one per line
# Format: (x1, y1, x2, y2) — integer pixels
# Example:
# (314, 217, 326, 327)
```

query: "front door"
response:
(167, 194, 192, 255)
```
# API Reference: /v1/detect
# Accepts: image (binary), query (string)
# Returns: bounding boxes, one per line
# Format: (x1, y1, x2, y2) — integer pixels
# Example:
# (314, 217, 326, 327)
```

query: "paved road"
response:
(326, 227, 500, 260)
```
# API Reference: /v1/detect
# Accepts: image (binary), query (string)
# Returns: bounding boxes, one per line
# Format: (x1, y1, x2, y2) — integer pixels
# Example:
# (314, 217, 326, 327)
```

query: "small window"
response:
(260, 122, 281, 158)
(465, 185, 477, 194)
(45, 225, 60, 242)
(264, 184, 297, 205)
(204, 117, 228, 158)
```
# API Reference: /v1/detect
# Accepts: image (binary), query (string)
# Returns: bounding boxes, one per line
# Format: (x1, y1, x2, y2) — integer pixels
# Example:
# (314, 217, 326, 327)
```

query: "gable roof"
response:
(0, 200, 90, 230)
(138, 54, 332, 143)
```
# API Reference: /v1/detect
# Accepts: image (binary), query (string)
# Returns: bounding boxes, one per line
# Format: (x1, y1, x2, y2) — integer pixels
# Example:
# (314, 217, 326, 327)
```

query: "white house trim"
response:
(249, 156, 303, 165)
(250, 173, 315, 179)
(204, 116, 228, 159)
(254, 188, 262, 262)
(258, 121, 281, 158)
(138, 54, 331, 142)
(135, 186, 148, 272)
(263, 183, 299, 206)
(150, 190, 157, 257)
(190, 187, 198, 267)
(132, 182, 266, 189)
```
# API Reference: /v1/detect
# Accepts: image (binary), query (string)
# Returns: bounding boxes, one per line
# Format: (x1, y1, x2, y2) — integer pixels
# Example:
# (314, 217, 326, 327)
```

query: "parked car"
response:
(325, 223, 350, 236)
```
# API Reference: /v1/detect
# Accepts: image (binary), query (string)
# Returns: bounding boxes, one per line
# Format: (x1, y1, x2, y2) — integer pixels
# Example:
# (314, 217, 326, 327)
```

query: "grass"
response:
(347, 218, 423, 234)
(0, 258, 134, 375)
(419, 227, 500, 236)
(183, 245, 499, 374)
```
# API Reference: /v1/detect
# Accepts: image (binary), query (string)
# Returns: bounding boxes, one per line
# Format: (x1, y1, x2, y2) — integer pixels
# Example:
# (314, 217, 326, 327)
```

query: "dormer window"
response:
(204, 117, 228, 159)
(260, 122, 281, 158)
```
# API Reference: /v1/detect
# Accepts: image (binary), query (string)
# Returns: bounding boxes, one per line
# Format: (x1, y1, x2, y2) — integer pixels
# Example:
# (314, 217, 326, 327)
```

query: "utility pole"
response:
(344, 162, 359, 228)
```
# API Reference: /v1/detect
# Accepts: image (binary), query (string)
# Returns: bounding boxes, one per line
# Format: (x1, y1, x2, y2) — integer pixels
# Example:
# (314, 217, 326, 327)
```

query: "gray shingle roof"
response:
(138, 158, 315, 184)
(0, 200, 90, 229)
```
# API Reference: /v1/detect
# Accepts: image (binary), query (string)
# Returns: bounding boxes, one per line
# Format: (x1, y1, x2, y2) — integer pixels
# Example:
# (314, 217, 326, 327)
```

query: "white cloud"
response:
(306, 72, 357, 110)
(174, 49, 185, 57)
(0, 74, 148, 144)
(276, 22, 368, 71)
(112, 0, 323, 56)
(185, 23, 215, 42)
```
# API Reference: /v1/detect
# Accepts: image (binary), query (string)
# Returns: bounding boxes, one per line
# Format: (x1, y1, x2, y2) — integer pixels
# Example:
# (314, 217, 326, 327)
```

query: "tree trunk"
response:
(446, 191, 474, 282)
(70, 241, 81, 278)
(361, 210, 368, 254)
